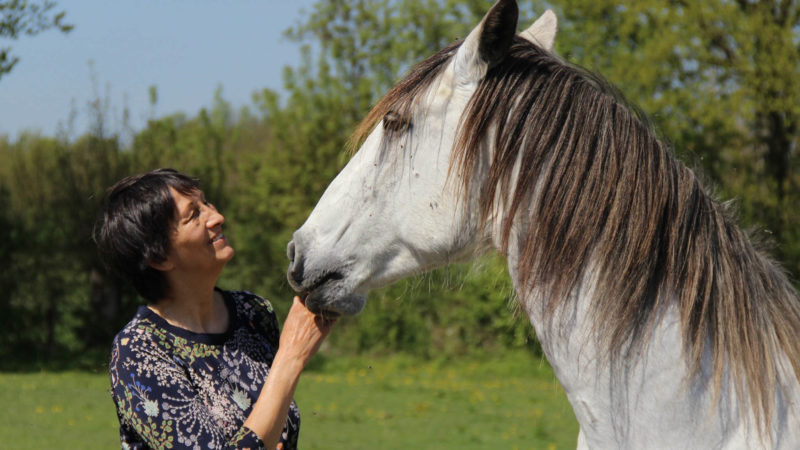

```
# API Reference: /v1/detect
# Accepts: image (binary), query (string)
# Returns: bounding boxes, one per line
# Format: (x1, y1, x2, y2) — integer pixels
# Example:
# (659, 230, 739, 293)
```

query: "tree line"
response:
(0, 0, 797, 369)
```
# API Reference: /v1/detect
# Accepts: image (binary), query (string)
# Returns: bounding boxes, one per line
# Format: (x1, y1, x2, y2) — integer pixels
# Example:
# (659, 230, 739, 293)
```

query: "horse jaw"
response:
(286, 0, 519, 316)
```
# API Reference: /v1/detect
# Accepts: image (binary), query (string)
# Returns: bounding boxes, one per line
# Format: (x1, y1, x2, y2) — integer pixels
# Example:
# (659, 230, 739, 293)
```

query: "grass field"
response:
(0, 367, 119, 449)
(0, 351, 578, 449)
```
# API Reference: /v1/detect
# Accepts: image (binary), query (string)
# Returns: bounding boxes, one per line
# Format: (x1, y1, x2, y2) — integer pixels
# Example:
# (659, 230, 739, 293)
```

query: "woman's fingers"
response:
(293, 295, 336, 330)
(279, 294, 336, 366)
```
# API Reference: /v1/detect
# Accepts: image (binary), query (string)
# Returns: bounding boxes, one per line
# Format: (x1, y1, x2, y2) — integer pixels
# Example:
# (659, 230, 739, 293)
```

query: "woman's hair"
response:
(96, 168, 200, 302)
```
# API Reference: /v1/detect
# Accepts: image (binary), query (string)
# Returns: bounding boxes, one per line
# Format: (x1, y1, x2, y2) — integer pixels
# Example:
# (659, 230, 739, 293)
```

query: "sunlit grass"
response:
(0, 369, 119, 449)
(0, 352, 577, 449)
(296, 351, 578, 449)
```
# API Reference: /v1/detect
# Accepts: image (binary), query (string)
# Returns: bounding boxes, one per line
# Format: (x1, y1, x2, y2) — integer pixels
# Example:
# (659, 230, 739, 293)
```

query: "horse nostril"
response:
(286, 239, 306, 288)
(287, 241, 296, 264)
(290, 260, 305, 287)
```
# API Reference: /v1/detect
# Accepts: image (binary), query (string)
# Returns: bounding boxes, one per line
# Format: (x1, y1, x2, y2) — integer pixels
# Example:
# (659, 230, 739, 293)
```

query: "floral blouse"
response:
(109, 290, 299, 449)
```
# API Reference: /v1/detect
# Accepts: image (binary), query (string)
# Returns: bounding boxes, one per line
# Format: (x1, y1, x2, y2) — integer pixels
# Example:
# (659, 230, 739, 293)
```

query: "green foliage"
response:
(0, 0, 73, 80)
(0, 131, 130, 361)
(284, 0, 543, 108)
(0, 0, 797, 367)
(326, 255, 537, 357)
(552, 0, 800, 276)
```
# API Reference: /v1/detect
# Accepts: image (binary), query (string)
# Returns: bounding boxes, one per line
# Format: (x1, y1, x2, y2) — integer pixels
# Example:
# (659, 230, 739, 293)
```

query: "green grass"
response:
(297, 351, 578, 449)
(0, 369, 119, 449)
(0, 352, 578, 449)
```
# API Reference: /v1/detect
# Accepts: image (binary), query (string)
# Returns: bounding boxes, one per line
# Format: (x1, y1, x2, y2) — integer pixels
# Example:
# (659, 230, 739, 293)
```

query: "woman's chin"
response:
(218, 246, 235, 264)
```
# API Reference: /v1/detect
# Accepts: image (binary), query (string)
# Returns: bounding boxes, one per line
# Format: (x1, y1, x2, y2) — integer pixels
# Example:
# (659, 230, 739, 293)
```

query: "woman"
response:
(96, 168, 333, 449)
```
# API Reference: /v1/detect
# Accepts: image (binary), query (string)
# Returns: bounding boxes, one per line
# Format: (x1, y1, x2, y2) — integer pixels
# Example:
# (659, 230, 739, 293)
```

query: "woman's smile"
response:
(165, 187, 234, 272)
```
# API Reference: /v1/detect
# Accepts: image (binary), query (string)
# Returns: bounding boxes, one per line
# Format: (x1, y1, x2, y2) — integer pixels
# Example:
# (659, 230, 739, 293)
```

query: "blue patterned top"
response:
(109, 290, 300, 449)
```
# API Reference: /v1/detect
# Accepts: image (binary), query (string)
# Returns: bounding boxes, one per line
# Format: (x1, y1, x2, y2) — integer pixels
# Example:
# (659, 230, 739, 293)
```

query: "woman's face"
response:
(160, 187, 234, 275)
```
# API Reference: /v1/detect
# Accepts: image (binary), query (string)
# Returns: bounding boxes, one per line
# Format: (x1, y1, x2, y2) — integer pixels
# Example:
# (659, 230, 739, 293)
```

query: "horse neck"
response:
(499, 226, 780, 447)
(476, 80, 800, 445)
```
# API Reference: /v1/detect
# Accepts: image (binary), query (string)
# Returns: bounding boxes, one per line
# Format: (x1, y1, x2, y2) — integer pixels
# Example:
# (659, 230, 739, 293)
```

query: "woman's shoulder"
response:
(224, 289, 276, 318)
(110, 306, 170, 354)
(222, 289, 281, 345)
(109, 307, 178, 388)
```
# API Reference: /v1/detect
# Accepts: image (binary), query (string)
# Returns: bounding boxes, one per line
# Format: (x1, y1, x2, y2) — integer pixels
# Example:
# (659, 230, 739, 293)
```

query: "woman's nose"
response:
(206, 207, 225, 228)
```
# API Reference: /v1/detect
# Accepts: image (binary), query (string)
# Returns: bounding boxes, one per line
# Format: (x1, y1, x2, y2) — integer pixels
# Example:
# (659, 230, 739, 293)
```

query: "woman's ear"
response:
(149, 258, 174, 272)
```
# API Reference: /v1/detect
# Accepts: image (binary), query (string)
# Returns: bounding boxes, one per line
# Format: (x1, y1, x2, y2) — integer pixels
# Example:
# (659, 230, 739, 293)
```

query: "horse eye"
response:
(383, 111, 412, 132)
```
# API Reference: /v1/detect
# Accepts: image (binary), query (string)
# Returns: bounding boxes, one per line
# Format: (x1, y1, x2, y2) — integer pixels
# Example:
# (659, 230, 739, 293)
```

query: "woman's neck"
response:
(149, 280, 229, 334)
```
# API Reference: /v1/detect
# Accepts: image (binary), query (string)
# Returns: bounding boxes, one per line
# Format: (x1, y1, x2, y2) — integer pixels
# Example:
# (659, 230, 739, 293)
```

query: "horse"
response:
(286, 0, 800, 447)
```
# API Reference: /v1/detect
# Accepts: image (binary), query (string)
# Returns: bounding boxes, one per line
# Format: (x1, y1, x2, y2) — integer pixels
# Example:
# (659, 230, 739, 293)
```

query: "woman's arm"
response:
(243, 296, 335, 448)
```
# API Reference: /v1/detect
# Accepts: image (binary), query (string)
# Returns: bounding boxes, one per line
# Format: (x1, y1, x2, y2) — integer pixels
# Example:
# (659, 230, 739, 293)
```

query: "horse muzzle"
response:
(286, 236, 366, 317)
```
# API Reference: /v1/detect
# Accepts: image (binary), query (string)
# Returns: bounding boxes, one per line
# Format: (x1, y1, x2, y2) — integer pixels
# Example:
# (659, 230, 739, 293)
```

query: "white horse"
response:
(286, 0, 800, 447)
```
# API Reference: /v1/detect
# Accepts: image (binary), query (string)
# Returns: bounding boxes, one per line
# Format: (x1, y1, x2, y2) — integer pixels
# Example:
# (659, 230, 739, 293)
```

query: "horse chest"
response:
(525, 294, 764, 448)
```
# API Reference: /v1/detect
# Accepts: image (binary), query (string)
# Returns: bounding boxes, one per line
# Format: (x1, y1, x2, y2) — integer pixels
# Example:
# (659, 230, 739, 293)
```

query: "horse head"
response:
(286, 0, 557, 316)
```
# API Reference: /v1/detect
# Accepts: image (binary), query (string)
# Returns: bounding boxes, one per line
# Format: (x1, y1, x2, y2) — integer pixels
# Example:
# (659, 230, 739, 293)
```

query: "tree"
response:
(0, 0, 73, 81)
(552, 0, 800, 279)
(2, 0, 796, 365)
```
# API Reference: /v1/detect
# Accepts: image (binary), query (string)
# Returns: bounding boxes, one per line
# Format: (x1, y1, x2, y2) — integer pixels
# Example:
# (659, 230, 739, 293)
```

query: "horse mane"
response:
(351, 36, 800, 431)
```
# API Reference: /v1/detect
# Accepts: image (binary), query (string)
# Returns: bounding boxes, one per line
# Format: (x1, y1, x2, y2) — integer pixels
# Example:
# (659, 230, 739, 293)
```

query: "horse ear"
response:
(453, 0, 519, 83)
(519, 9, 558, 51)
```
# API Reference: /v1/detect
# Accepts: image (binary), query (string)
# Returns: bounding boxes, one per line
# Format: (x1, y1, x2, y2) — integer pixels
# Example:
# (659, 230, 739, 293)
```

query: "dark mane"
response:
(351, 35, 800, 431)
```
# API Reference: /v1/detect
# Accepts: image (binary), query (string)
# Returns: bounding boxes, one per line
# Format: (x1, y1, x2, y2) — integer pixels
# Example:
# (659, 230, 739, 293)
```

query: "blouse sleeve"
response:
(109, 333, 267, 450)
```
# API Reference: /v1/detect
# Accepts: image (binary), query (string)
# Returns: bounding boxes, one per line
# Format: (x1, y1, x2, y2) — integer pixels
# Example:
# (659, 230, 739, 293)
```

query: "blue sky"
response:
(0, 0, 317, 139)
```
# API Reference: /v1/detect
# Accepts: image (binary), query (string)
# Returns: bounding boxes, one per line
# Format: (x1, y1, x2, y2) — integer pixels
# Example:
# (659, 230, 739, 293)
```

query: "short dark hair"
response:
(96, 168, 200, 302)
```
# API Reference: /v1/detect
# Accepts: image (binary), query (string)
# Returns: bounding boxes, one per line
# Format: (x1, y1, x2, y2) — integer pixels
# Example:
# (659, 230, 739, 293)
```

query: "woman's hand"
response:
(245, 296, 335, 446)
(277, 296, 336, 368)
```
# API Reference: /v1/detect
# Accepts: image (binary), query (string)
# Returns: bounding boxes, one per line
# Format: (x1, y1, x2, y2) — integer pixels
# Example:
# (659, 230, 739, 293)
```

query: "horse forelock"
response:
(349, 34, 800, 434)
(347, 42, 460, 155)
